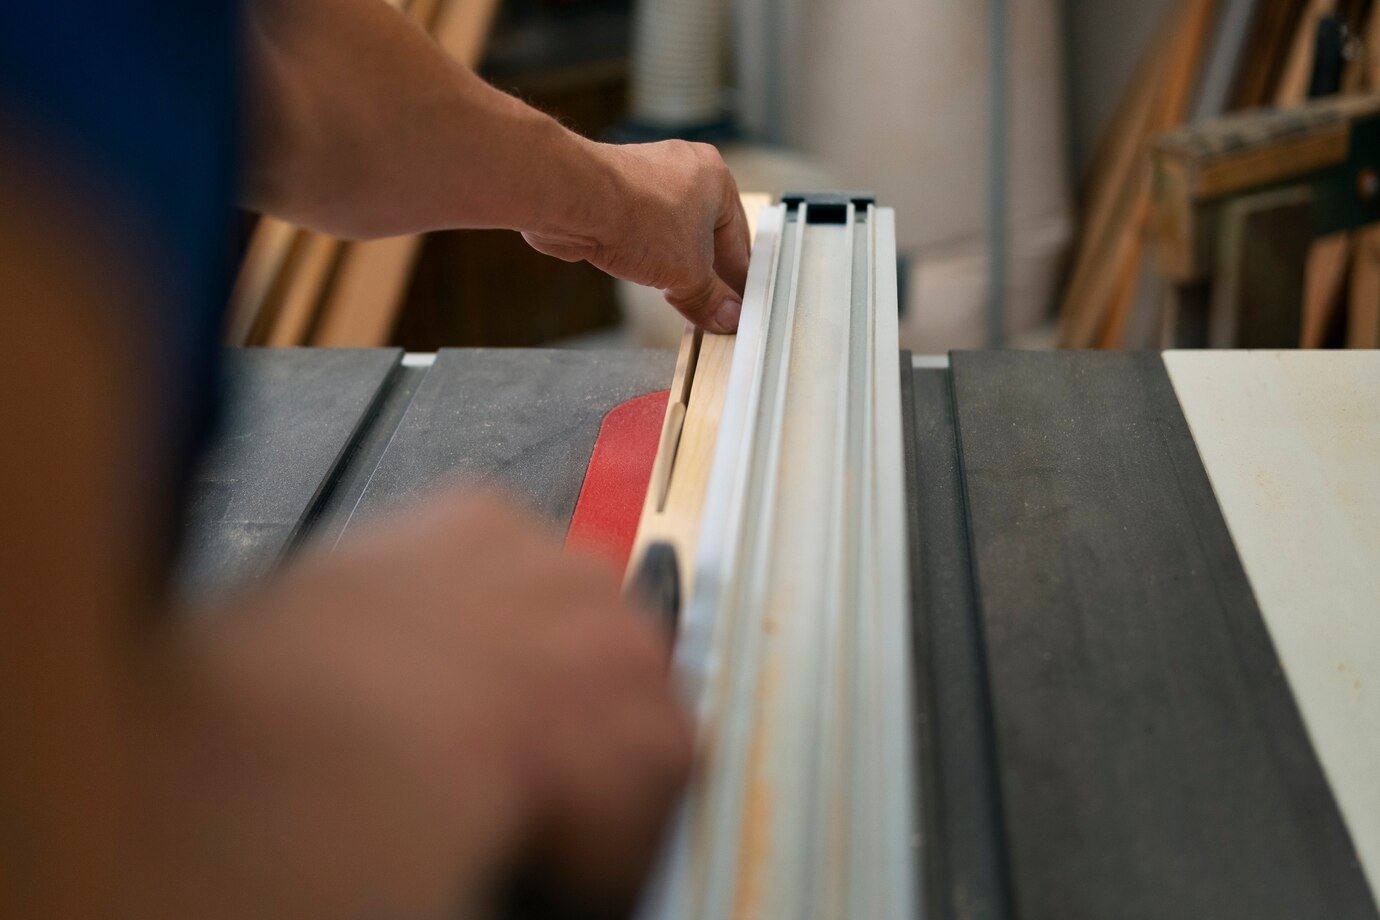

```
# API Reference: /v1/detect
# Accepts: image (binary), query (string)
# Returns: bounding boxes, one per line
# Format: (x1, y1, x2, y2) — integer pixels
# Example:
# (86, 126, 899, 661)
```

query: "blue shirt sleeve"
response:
(1, 1, 242, 561)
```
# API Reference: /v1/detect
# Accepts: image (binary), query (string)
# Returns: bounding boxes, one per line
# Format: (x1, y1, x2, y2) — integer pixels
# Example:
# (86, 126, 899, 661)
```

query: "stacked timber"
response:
(1059, 0, 1380, 348)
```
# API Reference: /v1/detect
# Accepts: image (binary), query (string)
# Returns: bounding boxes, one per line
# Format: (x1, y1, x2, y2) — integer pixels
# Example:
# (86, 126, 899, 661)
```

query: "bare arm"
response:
(243, 0, 750, 331)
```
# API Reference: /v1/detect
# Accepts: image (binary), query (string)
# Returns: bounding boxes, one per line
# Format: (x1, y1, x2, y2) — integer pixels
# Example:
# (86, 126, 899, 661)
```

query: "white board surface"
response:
(1165, 349, 1380, 899)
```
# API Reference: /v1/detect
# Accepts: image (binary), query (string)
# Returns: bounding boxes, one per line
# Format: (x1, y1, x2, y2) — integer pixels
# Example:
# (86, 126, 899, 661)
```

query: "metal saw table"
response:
(179, 346, 1380, 920)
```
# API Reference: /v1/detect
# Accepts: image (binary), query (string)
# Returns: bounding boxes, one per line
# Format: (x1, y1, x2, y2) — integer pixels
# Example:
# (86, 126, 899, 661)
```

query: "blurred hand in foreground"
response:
(136, 491, 692, 918)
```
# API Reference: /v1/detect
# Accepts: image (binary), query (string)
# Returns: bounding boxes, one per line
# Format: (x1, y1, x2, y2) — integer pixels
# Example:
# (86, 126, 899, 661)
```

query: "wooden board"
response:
(1175, 120, 1350, 200)
(1349, 223, 1380, 347)
(310, 233, 421, 346)
(1153, 96, 1376, 201)
(432, 0, 499, 66)
(1165, 349, 1380, 899)
(1151, 94, 1380, 284)
(1276, 0, 1340, 106)
(1060, 0, 1216, 348)
(1302, 231, 1353, 346)
(263, 232, 342, 346)
(1367, 2, 1380, 89)
(224, 217, 299, 345)
(1058, 3, 1176, 347)
(1229, 0, 1308, 107)
(625, 193, 773, 593)
(949, 349, 1376, 920)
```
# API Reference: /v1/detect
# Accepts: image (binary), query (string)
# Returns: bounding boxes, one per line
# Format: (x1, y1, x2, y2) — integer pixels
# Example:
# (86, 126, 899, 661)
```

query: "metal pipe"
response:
(986, 0, 1010, 346)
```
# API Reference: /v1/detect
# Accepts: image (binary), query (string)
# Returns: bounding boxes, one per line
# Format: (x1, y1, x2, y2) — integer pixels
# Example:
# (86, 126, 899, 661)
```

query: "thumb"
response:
(664, 274, 742, 334)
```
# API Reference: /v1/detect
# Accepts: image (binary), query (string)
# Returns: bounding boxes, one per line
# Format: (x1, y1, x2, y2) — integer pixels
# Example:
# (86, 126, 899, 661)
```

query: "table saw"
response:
(180, 342, 1380, 920)
(180, 197, 1380, 920)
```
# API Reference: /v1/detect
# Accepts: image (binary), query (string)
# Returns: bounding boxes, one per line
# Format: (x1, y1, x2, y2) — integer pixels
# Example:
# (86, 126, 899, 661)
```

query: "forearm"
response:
(241, 0, 613, 240)
(241, 0, 750, 330)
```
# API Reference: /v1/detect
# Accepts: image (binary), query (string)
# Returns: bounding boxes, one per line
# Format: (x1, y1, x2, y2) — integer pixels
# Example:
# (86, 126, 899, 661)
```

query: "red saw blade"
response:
(564, 389, 669, 571)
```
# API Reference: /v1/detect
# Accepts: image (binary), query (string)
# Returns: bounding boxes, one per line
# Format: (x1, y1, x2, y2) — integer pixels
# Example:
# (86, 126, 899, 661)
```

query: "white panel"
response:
(1164, 349, 1380, 899)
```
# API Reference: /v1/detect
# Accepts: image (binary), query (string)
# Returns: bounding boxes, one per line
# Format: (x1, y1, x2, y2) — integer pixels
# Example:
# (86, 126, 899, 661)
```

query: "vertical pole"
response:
(986, 0, 1010, 346)
(762, 0, 786, 144)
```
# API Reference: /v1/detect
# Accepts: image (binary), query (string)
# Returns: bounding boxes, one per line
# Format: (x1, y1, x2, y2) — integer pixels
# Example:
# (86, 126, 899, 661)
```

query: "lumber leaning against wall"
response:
(1057, 0, 1218, 348)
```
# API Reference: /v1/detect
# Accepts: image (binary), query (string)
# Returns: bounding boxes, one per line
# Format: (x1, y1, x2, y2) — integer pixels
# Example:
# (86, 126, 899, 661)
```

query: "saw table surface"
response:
(179, 346, 1380, 920)
(177, 347, 672, 600)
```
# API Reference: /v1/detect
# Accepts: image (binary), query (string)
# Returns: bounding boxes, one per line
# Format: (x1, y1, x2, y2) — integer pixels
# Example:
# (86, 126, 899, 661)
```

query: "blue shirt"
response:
(2, 2, 241, 557)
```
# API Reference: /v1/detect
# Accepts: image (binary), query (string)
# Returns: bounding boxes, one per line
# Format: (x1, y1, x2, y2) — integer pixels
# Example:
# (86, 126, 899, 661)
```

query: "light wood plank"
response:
(433, 0, 500, 65)
(1099, 0, 1216, 347)
(1192, 124, 1350, 198)
(1229, 0, 1307, 107)
(1301, 232, 1352, 347)
(1096, 228, 1147, 348)
(310, 234, 421, 346)
(225, 218, 300, 346)
(1366, 3, 1380, 90)
(625, 193, 772, 594)
(1347, 223, 1380, 348)
(264, 232, 341, 347)
(1064, 0, 1216, 347)
(1275, 0, 1337, 106)
(1058, 5, 1176, 346)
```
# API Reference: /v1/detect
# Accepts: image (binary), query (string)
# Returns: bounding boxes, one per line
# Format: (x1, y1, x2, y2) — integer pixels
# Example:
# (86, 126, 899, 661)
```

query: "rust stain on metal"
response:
(733, 655, 780, 919)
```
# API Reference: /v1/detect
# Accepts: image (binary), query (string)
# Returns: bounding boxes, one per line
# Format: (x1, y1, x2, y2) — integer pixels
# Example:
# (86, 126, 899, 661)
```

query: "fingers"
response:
(664, 273, 742, 335)
(713, 190, 751, 298)
(522, 623, 693, 913)
(670, 155, 748, 334)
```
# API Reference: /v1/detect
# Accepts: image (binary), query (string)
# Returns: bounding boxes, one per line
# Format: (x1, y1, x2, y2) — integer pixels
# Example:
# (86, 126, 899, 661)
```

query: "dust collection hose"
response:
(629, 0, 725, 130)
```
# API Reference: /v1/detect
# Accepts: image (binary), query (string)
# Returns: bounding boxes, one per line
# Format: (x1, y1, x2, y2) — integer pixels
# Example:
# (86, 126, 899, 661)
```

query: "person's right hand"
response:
(522, 139, 751, 335)
(132, 489, 693, 919)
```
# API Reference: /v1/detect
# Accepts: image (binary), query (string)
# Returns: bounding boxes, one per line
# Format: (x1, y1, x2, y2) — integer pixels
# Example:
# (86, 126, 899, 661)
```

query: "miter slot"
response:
(652, 327, 703, 512)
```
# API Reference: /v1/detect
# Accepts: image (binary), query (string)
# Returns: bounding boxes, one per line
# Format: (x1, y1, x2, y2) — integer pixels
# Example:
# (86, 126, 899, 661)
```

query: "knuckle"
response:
(667, 279, 718, 317)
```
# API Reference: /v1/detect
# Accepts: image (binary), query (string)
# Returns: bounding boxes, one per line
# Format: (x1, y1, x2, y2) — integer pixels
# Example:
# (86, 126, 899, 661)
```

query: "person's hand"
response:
(133, 489, 692, 919)
(522, 140, 751, 334)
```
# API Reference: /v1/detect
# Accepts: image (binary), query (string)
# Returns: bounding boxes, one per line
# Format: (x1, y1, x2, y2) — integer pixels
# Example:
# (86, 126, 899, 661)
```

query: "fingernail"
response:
(711, 297, 742, 332)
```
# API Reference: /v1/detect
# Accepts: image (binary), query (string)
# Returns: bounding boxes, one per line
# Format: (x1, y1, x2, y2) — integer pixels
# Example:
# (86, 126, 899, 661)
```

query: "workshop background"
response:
(226, 0, 1380, 354)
